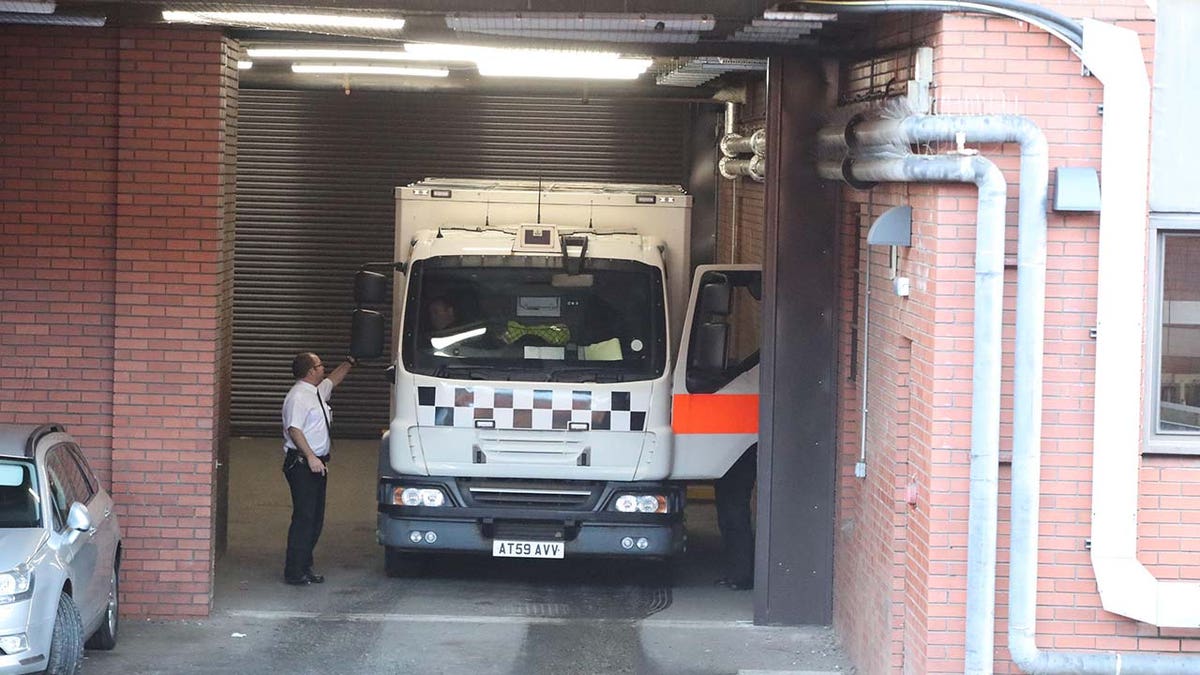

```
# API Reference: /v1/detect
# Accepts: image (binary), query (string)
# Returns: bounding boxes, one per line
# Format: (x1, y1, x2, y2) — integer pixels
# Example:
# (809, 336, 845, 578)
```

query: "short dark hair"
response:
(292, 352, 318, 378)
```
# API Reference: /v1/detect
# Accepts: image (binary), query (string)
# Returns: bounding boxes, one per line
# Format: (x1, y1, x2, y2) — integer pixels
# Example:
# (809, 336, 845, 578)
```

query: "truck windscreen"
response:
(402, 256, 666, 382)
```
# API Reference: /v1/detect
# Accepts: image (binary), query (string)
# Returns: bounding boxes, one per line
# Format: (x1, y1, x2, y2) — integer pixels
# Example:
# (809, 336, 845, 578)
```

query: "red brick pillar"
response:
(110, 28, 236, 618)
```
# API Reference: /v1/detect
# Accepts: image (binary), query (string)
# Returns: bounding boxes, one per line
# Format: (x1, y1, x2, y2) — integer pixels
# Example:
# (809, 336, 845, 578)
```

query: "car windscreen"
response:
(402, 256, 666, 383)
(0, 459, 40, 528)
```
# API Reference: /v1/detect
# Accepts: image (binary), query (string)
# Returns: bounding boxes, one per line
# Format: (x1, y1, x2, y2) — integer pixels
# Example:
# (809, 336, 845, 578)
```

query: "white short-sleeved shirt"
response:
(281, 378, 334, 457)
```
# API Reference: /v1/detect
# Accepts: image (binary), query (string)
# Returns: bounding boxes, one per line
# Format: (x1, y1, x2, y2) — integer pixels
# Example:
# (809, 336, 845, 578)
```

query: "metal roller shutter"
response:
(233, 89, 690, 438)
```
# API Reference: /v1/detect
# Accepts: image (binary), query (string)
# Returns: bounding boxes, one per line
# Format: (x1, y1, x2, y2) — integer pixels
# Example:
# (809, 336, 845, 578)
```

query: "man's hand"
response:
(307, 454, 327, 475)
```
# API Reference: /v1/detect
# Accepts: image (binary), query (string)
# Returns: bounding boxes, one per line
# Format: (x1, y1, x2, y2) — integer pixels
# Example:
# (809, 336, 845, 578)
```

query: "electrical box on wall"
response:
(893, 277, 910, 297)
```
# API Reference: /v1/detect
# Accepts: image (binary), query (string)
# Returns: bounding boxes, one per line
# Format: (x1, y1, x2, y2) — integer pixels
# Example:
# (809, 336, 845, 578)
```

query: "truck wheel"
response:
(85, 564, 119, 650)
(45, 592, 84, 674)
(383, 546, 424, 578)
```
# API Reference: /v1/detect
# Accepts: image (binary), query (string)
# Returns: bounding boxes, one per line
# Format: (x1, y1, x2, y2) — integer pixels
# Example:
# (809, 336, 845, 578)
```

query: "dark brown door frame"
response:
(755, 55, 839, 625)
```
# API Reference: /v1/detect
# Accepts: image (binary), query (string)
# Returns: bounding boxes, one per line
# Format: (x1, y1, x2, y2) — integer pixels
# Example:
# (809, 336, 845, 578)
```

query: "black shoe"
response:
(284, 575, 311, 586)
(304, 570, 325, 584)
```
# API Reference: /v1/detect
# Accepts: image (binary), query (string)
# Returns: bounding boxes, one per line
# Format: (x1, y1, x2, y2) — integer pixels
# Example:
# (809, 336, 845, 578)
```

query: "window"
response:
(0, 459, 40, 528)
(45, 445, 94, 529)
(402, 256, 667, 383)
(1148, 223, 1200, 453)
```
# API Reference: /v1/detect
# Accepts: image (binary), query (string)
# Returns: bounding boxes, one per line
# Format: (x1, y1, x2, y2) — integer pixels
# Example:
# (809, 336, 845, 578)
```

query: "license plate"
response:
(492, 539, 565, 559)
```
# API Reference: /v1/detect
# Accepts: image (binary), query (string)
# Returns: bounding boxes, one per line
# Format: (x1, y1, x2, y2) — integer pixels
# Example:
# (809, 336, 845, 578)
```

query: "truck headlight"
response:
(0, 564, 32, 604)
(393, 487, 446, 508)
(612, 494, 668, 514)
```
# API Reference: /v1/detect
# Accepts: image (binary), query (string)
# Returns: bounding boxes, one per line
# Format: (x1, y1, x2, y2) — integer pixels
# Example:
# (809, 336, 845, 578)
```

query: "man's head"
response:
(292, 352, 325, 383)
(428, 297, 456, 331)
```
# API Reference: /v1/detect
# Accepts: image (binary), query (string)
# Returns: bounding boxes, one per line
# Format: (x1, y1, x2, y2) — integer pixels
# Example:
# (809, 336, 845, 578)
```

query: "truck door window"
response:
(685, 270, 762, 393)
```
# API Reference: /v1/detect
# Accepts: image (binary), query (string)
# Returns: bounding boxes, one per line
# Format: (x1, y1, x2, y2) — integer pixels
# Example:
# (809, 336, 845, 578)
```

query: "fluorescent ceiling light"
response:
(446, 12, 714, 32)
(0, 11, 103, 25)
(762, 10, 838, 22)
(0, 1, 54, 12)
(291, 64, 449, 78)
(453, 28, 700, 44)
(238, 60, 253, 70)
(161, 11, 405, 31)
(403, 43, 651, 80)
(247, 47, 423, 61)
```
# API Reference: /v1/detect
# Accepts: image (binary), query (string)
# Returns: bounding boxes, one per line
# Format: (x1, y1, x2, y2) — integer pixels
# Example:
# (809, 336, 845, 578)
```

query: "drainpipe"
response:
(821, 153, 1008, 669)
(1005, 18, 1200, 675)
(821, 113, 1047, 674)
(817, 20, 1200, 673)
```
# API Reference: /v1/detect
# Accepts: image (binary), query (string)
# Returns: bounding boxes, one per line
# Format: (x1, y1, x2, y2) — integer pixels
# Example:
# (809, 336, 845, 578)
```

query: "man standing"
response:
(714, 444, 756, 590)
(281, 352, 355, 586)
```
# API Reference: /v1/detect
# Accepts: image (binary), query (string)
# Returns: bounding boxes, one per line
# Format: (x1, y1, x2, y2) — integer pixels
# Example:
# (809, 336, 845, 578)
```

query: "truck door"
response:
(669, 265, 762, 479)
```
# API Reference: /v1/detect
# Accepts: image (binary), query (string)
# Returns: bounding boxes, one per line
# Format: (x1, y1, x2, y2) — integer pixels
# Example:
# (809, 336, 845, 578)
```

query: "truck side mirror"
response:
(697, 276, 731, 316)
(351, 309, 385, 359)
(689, 274, 732, 374)
(690, 322, 728, 372)
(355, 271, 390, 306)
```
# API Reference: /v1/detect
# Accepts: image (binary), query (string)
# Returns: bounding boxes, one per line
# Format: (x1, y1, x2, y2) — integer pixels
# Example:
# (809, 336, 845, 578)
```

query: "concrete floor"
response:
(82, 438, 854, 674)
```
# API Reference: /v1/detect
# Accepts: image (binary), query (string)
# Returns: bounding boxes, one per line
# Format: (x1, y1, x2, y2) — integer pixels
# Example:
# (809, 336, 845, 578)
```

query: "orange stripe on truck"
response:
(672, 394, 759, 434)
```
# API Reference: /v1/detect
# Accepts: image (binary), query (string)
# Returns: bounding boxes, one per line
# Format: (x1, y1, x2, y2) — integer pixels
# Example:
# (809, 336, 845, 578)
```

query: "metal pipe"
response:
(823, 116, 1200, 673)
(719, 155, 766, 182)
(823, 151, 1007, 674)
(782, 0, 1083, 51)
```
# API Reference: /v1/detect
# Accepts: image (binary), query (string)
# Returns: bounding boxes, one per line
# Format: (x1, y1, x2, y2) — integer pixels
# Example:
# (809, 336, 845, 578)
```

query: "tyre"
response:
(383, 546, 424, 578)
(45, 592, 83, 675)
(85, 564, 119, 650)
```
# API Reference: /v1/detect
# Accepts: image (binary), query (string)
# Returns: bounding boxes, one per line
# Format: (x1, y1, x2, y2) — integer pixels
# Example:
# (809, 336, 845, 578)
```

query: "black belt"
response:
(285, 448, 331, 464)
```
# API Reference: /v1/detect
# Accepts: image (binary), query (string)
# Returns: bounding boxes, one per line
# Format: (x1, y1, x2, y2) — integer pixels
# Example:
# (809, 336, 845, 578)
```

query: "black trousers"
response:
(714, 445, 757, 585)
(283, 453, 327, 580)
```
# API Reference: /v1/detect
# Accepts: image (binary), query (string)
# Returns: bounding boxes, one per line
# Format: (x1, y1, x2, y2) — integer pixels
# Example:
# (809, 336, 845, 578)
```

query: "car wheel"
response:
(383, 546, 424, 578)
(45, 592, 83, 675)
(85, 564, 119, 650)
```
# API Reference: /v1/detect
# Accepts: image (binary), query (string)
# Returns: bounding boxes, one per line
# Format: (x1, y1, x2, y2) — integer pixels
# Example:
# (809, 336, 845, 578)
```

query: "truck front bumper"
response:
(377, 476, 686, 558)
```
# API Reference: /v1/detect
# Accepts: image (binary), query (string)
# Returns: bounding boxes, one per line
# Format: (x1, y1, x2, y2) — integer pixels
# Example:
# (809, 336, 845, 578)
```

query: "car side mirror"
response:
(66, 502, 92, 533)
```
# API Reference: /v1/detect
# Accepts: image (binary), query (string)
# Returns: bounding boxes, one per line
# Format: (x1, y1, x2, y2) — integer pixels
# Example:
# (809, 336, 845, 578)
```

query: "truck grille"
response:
(462, 480, 599, 510)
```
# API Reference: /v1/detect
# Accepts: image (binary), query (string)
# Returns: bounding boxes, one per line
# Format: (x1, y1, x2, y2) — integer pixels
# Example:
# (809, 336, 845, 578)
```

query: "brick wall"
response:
(828, 4, 1199, 673)
(1, 26, 234, 618)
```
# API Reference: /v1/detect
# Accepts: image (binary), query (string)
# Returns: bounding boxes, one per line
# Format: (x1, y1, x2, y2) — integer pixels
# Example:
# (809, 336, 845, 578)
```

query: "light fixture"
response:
(161, 10, 405, 31)
(445, 12, 713, 45)
(291, 64, 449, 78)
(762, 10, 839, 21)
(655, 57, 767, 87)
(0, 1, 54, 13)
(247, 47, 424, 61)
(452, 28, 700, 44)
(404, 43, 651, 80)
(0, 12, 103, 25)
(446, 12, 714, 32)
(237, 60, 253, 70)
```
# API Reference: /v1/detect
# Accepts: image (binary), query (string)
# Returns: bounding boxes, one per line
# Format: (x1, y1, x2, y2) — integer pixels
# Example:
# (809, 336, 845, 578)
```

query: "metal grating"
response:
(233, 89, 688, 438)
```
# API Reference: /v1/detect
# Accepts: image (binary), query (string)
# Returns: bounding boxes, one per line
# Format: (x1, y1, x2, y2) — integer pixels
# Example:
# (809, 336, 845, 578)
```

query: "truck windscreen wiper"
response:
(435, 363, 547, 381)
(549, 368, 627, 383)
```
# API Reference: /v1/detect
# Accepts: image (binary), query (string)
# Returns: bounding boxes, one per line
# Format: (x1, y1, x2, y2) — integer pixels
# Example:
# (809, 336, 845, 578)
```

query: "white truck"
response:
(351, 178, 761, 575)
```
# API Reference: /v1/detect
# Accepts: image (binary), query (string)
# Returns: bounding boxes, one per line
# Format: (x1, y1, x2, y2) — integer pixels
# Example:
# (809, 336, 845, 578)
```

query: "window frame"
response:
(1144, 214, 1200, 455)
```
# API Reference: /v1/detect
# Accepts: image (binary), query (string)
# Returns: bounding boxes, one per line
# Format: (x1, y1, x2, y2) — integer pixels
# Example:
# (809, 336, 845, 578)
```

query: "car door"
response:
(44, 445, 103, 626)
(669, 265, 762, 479)
(68, 444, 117, 618)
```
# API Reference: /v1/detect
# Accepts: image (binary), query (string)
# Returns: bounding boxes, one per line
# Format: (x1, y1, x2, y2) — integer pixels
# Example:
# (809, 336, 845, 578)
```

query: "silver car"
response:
(0, 424, 121, 674)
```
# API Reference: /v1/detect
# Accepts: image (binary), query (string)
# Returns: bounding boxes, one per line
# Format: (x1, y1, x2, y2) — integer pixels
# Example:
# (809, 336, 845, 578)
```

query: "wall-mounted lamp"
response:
(1053, 167, 1102, 212)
